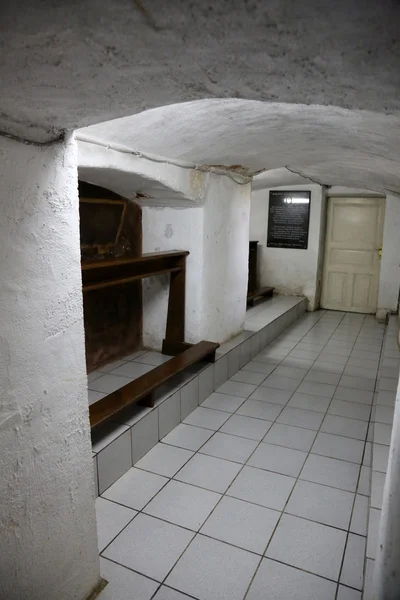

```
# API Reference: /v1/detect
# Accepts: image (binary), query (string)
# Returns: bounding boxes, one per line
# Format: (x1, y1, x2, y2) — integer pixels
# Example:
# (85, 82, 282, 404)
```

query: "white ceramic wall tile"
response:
(363, 558, 375, 600)
(159, 391, 181, 439)
(199, 364, 214, 403)
(97, 430, 132, 494)
(180, 377, 199, 420)
(250, 333, 260, 359)
(214, 355, 229, 389)
(227, 347, 240, 378)
(374, 422, 392, 446)
(371, 470, 386, 509)
(239, 339, 252, 368)
(372, 443, 389, 473)
(131, 408, 159, 464)
(92, 423, 131, 454)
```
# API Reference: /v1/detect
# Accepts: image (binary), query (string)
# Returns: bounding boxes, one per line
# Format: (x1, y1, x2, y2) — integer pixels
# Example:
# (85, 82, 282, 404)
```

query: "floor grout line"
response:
(97, 310, 387, 599)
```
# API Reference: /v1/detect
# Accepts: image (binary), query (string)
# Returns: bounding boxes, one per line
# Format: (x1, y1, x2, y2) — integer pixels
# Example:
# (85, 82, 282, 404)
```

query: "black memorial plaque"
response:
(267, 190, 311, 249)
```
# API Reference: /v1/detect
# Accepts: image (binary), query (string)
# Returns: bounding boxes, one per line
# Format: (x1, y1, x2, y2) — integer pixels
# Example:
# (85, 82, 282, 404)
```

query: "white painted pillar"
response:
(141, 204, 205, 348)
(141, 172, 251, 348)
(0, 135, 100, 599)
(373, 388, 400, 599)
(201, 173, 251, 342)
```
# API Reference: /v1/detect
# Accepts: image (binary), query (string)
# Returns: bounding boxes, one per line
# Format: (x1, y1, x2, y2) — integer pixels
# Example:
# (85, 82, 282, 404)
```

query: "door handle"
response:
(378, 246, 382, 259)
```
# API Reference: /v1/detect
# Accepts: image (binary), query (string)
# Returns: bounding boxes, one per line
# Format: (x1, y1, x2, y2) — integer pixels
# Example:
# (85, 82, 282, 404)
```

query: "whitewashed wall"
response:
(249, 184, 326, 310)
(377, 194, 400, 318)
(142, 173, 251, 348)
(0, 135, 100, 599)
(250, 185, 400, 317)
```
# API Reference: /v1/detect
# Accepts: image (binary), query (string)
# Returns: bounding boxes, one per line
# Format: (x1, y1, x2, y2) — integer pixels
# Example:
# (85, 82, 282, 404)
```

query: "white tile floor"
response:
(96, 310, 391, 600)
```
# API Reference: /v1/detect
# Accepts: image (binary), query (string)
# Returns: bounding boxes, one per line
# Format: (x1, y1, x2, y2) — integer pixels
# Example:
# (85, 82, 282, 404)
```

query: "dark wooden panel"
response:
(84, 281, 142, 371)
(80, 186, 144, 372)
(165, 255, 186, 343)
(80, 200, 125, 247)
(82, 251, 189, 292)
(90, 340, 219, 429)
(248, 240, 258, 297)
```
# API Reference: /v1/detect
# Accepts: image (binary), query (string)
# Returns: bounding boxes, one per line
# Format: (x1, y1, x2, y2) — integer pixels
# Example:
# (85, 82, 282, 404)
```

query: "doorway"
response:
(321, 197, 385, 313)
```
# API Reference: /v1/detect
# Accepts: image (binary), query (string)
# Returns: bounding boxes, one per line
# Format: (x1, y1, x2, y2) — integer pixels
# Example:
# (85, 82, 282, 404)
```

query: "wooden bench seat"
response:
(90, 340, 219, 429)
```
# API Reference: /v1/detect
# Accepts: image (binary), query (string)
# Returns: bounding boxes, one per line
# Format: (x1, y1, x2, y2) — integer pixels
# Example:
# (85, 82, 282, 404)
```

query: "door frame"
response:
(319, 194, 386, 313)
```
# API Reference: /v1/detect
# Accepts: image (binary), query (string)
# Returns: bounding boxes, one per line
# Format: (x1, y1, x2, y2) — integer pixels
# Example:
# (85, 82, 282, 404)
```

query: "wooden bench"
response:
(247, 286, 275, 306)
(90, 340, 219, 429)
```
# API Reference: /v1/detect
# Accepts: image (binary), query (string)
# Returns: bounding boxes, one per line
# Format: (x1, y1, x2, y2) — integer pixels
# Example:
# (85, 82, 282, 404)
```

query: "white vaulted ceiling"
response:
(1, 0, 400, 194)
(78, 100, 400, 194)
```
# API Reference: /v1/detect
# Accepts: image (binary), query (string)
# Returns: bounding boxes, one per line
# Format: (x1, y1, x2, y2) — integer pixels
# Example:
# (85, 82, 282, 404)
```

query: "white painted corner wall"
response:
(0, 135, 100, 599)
(142, 205, 204, 347)
(250, 185, 400, 317)
(142, 172, 251, 348)
(201, 173, 251, 341)
(377, 194, 400, 318)
(250, 184, 326, 310)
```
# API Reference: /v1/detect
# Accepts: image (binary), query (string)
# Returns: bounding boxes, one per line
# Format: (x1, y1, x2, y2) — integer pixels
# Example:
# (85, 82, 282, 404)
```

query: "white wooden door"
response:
(321, 197, 385, 313)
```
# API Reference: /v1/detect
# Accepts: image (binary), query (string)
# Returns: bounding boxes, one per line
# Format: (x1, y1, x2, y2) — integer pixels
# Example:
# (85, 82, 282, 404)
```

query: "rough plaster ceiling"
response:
(1, 0, 400, 141)
(79, 100, 400, 194)
(1, 0, 400, 195)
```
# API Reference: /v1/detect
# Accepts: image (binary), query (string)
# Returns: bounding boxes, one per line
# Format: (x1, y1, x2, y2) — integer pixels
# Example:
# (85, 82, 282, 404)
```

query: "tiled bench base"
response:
(92, 295, 307, 497)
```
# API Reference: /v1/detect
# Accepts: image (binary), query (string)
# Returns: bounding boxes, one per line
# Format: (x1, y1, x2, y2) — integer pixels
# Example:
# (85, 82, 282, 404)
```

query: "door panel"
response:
(321, 197, 385, 313)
